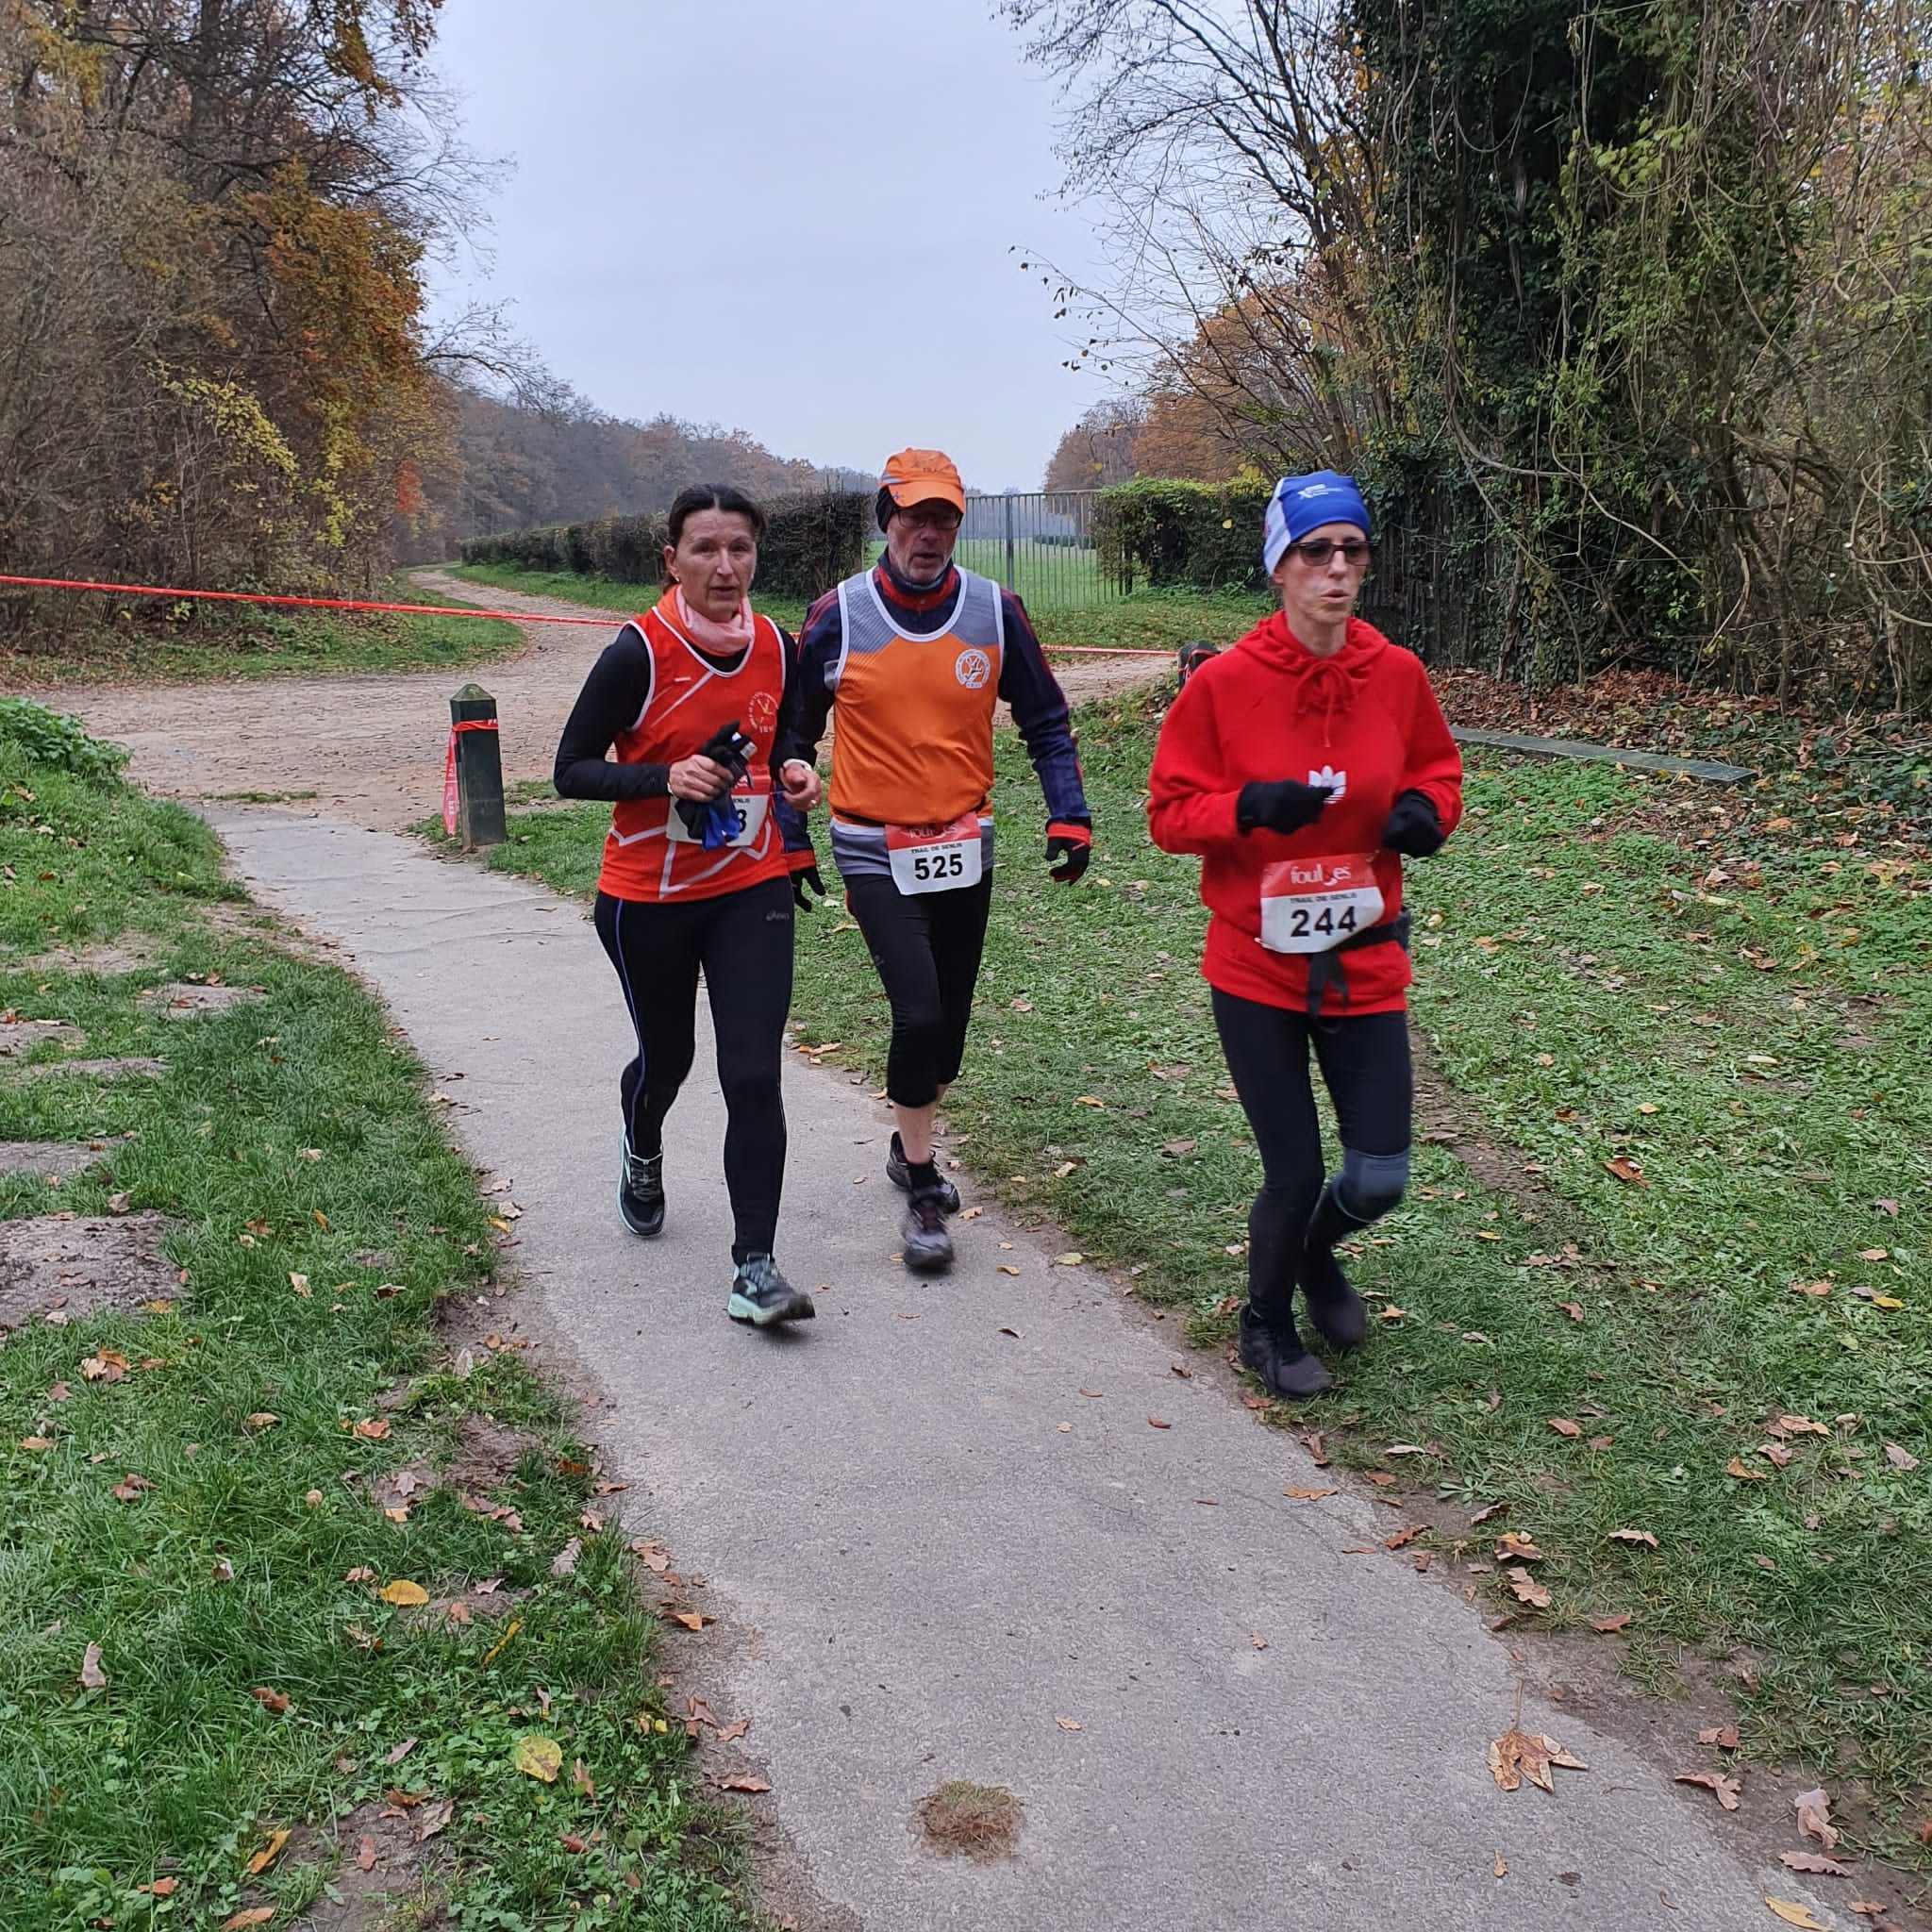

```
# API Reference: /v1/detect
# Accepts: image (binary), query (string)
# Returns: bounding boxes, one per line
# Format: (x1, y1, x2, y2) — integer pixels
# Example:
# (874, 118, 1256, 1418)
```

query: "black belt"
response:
(1305, 909, 1412, 1025)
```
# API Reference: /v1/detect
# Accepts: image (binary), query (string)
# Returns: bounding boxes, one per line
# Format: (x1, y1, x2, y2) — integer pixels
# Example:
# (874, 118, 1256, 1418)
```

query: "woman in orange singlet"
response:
(554, 484, 824, 1329)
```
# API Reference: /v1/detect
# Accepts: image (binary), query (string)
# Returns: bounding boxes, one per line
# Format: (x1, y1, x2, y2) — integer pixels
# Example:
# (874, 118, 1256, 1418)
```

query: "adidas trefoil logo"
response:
(1308, 764, 1347, 799)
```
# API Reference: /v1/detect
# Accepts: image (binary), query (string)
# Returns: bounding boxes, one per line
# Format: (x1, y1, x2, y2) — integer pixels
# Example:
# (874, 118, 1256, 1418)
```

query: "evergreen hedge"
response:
(458, 491, 870, 602)
(1092, 478, 1274, 593)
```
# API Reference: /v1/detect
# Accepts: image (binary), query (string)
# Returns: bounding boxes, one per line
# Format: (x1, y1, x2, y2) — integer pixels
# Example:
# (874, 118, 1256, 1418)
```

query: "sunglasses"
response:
(1287, 538, 1371, 566)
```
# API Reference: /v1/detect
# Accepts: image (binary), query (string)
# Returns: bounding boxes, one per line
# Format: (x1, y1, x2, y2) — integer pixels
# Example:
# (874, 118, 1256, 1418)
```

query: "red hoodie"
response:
(1146, 612, 1463, 1016)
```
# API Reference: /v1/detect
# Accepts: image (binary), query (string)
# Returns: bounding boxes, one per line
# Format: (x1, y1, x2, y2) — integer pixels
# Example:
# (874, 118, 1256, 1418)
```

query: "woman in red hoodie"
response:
(1147, 472, 1462, 1397)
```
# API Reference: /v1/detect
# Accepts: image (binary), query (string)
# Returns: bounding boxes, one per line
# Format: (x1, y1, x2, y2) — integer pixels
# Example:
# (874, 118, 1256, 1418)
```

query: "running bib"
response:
(664, 784, 769, 849)
(1259, 853, 1384, 954)
(886, 813, 984, 894)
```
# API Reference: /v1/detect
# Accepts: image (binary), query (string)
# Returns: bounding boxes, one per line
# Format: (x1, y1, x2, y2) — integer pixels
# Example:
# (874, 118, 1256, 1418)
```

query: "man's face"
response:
(885, 499, 961, 582)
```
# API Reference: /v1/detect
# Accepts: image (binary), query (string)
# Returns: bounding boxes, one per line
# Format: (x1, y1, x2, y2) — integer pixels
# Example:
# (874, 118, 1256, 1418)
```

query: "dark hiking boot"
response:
(885, 1131, 960, 1213)
(727, 1253, 816, 1327)
(618, 1141, 665, 1238)
(1239, 1307, 1334, 1400)
(900, 1188, 955, 1274)
(1298, 1246, 1369, 1349)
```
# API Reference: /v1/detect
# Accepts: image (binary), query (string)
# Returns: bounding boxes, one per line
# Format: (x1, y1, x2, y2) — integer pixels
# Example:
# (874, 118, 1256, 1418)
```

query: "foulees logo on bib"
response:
(1308, 764, 1347, 799)
(954, 648, 991, 690)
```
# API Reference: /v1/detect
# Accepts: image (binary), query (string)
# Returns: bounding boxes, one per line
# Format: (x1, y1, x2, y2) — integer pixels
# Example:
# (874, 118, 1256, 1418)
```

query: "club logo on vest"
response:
(746, 689, 779, 741)
(954, 648, 991, 690)
(1308, 764, 1347, 799)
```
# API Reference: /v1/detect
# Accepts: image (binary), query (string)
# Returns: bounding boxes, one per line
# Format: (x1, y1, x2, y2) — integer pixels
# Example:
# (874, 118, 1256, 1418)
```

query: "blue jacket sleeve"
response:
(997, 591, 1089, 827)
(768, 623, 816, 866)
(791, 588, 841, 768)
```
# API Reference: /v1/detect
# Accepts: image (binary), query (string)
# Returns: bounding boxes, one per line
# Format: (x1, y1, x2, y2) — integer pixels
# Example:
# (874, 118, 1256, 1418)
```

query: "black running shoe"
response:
(900, 1187, 955, 1274)
(617, 1141, 665, 1239)
(1238, 1307, 1334, 1399)
(727, 1253, 815, 1327)
(1298, 1248, 1369, 1348)
(885, 1131, 961, 1213)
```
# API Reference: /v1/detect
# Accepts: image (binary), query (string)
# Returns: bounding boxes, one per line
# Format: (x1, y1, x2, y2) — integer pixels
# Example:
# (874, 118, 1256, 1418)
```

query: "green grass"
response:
(0, 738, 757, 1926)
(0, 577, 521, 690)
(464, 681, 1932, 1861)
(441, 560, 1263, 662)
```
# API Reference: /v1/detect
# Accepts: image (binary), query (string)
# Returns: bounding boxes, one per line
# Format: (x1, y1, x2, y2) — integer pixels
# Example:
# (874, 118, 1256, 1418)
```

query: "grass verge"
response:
(0, 577, 520, 690)
(468, 679, 1930, 1865)
(0, 713, 755, 1929)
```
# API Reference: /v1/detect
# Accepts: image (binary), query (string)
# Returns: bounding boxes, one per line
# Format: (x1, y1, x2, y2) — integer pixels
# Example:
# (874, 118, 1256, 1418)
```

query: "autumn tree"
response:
(1043, 397, 1147, 490)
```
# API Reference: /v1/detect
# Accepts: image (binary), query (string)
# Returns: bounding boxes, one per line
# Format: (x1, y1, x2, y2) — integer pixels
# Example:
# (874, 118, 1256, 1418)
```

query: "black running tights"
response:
(841, 872, 993, 1108)
(594, 876, 793, 1260)
(1211, 991, 1412, 1328)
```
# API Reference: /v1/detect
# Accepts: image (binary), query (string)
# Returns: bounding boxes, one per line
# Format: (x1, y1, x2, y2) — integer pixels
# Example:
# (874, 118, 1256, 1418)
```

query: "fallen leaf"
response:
(1506, 1566, 1551, 1608)
(1591, 1613, 1633, 1633)
(1284, 1487, 1337, 1500)
(79, 1349, 128, 1383)
(669, 1611, 714, 1631)
(1147, 1417, 1172, 1429)
(1608, 1527, 1658, 1547)
(352, 1417, 390, 1441)
(1871, 1294, 1905, 1310)
(512, 1734, 562, 1782)
(344, 1566, 375, 1583)
(1764, 1904, 1828, 1930)
(379, 1579, 428, 1607)
(550, 1537, 582, 1577)
(1604, 1156, 1645, 1184)
(244, 1412, 279, 1430)
(1489, 1727, 1589, 1792)
(1778, 1852, 1852, 1876)
(1698, 1724, 1740, 1750)
(78, 1641, 106, 1690)
(289, 1272, 310, 1297)
(1384, 1524, 1427, 1550)
(1858, 1247, 1890, 1261)
(1675, 1772, 1741, 1810)
(1547, 1417, 1583, 1439)
(1306, 1430, 1330, 1465)
(221, 1912, 274, 1930)
(1884, 1442, 1920, 1472)
(1795, 1786, 1838, 1849)
(416, 1796, 454, 1840)
(998, 1325, 1020, 1339)
(246, 1826, 291, 1874)
(1053, 1252, 1085, 1266)
(212, 1557, 235, 1583)
(1054, 1715, 1082, 1731)
(996, 1263, 1020, 1275)
(111, 1474, 154, 1501)
(142, 1877, 180, 1896)
(713, 1773, 772, 1792)
(1161, 1139, 1197, 1156)
(1789, 1280, 1832, 1297)
(356, 1837, 377, 1872)
(250, 1687, 291, 1714)
(1495, 1533, 1544, 1561)
(1557, 1302, 1584, 1322)
(1727, 1457, 1771, 1481)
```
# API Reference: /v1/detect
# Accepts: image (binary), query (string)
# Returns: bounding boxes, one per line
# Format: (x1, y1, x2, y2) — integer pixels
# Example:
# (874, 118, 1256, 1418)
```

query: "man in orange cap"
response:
(794, 448, 1091, 1273)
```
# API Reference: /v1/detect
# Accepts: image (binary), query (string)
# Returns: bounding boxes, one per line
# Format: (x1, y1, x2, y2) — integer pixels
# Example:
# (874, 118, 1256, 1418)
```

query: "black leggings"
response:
(594, 876, 793, 1261)
(1211, 990, 1413, 1327)
(842, 872, 994, 1108)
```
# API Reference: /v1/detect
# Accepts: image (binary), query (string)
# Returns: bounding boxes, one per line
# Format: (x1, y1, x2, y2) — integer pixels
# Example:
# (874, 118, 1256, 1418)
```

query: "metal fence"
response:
(867, 490, 1124, 610)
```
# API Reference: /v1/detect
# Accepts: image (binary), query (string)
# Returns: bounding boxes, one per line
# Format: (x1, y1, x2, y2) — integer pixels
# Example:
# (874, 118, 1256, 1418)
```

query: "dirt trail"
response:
(33, 572, 1167, 828)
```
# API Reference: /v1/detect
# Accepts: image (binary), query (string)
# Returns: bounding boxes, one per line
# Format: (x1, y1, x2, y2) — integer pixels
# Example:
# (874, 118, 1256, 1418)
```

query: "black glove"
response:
(1381, 789, 1444, 858)
(791, 863, 824, 910)
(1237, 778, 1334, 836)
(1177, 640, 1220, 684)
(1045, 821, 1091, 884)
(674, 719, 754, 843)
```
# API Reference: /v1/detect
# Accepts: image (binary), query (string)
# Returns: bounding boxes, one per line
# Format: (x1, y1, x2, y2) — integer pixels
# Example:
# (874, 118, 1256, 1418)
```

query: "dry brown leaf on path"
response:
(1547, 1417, 1583, 1438)
(1147, 1417, 1172, 1429)
(379, 1579, 428, 1607)
(221, 1912, 274, 1931)
(1489, 1727, 1588, 1793)
(1674, 1772, 1741, 1810)
(1885, 1442, 1920, 1471)
(1795, 1787, 1838, 1849)
(385, 1737, 418, 1765)
(1590, 1612, 1633, 1633)
(1698, 1724, 1740, 1750)
(1054, 1715, 1082, 1731)
(1284, 1487, 1336, 1501)
(668, 1611, 713, 1631)
(351, 1417, 390, 1441)
(1608, 1527, 1658, 1548)
(1764, 1904, 1828, 1930)
(416, 1797, 454, 1840)
(78, 1642, 106, 1690)
(1727, 1456, 1771, 1482)
(1495, 1533, 1543, 1561)
(356, 1836, 377, 1872)
(1492, 1855, 1507, 1878)
(549, 1537, 582, 1577)
(717, 1719, 750, 1742)
(250, 1687, 291, 1714)
(1604, 1156, 1645, 1184)
(713, 1773, 772, 1792)
(1505, 1567, 1551, 1608)
(1778, 1852, 1852, 1876)
(245, 1827, 291, 1874)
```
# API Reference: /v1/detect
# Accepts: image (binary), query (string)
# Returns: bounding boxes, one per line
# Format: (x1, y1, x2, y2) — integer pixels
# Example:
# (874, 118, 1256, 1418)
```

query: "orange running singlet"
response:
(595, 594, 791, 905)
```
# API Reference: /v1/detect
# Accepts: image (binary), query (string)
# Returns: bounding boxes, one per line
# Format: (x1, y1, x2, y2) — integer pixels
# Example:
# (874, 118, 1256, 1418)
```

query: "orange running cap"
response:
(879, 448, 965, 515)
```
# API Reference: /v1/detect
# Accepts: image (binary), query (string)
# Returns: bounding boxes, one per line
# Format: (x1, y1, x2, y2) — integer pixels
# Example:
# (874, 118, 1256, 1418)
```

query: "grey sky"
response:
(427, 0, 1114, 492)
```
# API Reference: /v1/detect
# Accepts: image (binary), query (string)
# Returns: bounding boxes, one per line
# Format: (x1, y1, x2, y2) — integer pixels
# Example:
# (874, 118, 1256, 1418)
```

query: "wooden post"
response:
(450, 684, 506, 849)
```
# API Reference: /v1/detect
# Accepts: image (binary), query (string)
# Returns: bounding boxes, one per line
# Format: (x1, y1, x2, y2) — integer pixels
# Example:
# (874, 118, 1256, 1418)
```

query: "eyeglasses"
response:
(1287, 538, 1371, 566)
(899, 506, 962, 532)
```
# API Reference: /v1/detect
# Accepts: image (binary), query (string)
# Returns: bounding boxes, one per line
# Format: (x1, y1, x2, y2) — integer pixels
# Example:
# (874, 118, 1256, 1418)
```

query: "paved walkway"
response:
(208, 802, 1828, 1932)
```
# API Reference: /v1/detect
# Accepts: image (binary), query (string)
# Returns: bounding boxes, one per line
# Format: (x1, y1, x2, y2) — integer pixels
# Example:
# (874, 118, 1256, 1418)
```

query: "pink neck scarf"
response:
(675, 586, 754, 655)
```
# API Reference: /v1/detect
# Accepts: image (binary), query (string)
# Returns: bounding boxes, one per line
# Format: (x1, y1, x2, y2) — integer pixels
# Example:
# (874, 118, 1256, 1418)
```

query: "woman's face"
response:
(665, 508, 758, 622)
(1269, 520, 1370, 637)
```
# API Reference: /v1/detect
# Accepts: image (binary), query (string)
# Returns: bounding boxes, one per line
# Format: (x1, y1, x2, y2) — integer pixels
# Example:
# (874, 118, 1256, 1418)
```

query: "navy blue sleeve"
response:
(791, 588, 842, 767)
(996, 591, 1089, 827)
(767, 624, 815, 863)
(553, 625, 670, 803)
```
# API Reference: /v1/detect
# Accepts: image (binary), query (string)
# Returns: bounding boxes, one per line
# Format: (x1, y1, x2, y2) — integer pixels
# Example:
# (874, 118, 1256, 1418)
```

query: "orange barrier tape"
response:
(0, 572, 1171, 657)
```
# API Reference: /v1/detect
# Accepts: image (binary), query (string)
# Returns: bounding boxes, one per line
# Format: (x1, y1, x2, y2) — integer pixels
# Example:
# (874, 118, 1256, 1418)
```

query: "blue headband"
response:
(1263, 471, 1371, 573)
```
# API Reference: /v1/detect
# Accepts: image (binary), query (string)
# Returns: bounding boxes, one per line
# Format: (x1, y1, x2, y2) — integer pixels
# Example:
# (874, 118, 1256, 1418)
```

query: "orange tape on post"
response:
(442, 718, 500, 837)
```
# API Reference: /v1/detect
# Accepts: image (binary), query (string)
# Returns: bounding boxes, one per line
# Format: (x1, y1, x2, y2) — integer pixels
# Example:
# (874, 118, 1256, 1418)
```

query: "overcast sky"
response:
(425, 0, 1116, 492)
